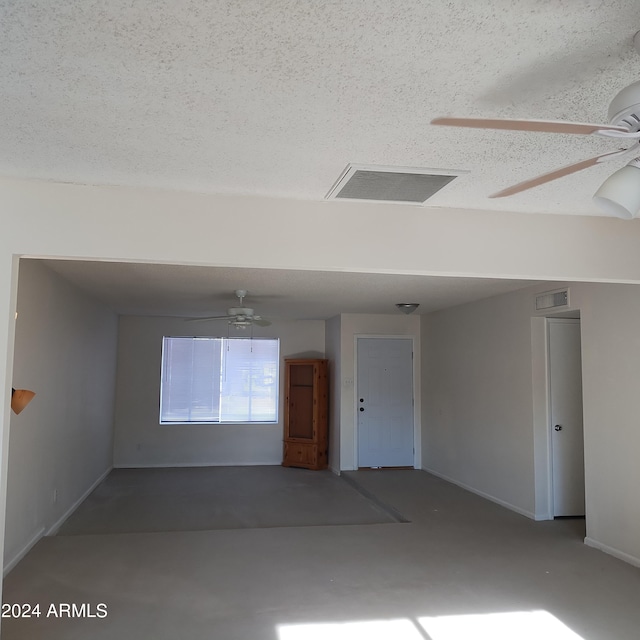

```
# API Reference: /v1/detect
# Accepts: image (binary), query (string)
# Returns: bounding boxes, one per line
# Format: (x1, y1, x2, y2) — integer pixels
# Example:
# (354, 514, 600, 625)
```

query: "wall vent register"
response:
(326, 164, 464, 204)
(535, 289, 569, 311)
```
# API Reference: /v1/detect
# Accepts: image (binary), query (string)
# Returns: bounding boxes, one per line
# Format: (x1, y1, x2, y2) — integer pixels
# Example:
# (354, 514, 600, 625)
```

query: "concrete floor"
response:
(56, 466, 398, 535)
(3, 467, 640, 639)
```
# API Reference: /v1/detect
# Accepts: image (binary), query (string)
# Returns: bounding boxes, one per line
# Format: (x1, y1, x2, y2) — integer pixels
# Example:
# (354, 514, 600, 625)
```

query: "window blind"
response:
(160, 337, 279, 423)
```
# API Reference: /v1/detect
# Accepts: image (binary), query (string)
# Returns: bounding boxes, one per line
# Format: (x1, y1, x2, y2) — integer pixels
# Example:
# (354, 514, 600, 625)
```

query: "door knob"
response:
(554, 424, 563, 431)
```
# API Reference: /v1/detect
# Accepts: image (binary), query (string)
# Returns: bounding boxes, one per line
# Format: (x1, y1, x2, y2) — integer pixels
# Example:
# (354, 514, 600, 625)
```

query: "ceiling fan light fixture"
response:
(396, 303, 419, 314)
(593, 158, 640, 219)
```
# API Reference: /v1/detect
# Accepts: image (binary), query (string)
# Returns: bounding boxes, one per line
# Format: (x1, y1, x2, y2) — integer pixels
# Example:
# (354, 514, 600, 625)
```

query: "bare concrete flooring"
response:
(55, 466, 400, 535)
(3, 467, 640, 639)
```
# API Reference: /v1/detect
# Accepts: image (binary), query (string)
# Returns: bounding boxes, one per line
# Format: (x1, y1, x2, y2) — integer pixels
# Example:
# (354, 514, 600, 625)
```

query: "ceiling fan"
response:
(187, 289, 271, 328)
(432, 77, 640, 219)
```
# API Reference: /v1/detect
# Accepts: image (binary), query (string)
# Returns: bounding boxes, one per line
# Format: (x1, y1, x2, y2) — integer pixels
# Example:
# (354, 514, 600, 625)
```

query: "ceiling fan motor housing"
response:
(608, 80, 640, 132)
(227, 307, 254, 317)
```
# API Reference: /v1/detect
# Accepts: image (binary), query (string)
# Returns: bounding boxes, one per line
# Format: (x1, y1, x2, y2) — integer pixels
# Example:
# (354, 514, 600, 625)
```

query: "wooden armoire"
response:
(282, 358, 329, 470)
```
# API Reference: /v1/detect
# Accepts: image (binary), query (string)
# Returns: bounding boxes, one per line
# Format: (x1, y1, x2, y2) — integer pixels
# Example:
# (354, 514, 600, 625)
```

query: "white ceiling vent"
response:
(535, 288, 569, 311)
(326, 164, 466, 204)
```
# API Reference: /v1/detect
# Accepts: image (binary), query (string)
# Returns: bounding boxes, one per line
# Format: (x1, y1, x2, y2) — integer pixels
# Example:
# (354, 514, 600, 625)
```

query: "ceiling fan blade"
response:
(431, 117, 628, 136)
(253, 319, 271, 327)
(185, 315, 234, 322)
(489, 149, 627, 198)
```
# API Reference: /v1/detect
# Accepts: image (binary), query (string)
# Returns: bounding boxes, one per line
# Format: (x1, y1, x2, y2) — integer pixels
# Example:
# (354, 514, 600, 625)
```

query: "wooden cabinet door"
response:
(283, 359, 328, 469)
(286, 363, 315, 440)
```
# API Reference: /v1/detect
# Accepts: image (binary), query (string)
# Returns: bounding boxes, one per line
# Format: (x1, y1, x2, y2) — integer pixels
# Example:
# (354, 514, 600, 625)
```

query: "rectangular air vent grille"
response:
(326, 164, 465, 204)
(535, 289, 569, 311)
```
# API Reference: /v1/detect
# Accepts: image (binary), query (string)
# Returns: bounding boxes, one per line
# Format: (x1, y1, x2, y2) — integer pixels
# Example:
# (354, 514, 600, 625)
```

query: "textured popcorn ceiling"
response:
(2, 1, 640, 216)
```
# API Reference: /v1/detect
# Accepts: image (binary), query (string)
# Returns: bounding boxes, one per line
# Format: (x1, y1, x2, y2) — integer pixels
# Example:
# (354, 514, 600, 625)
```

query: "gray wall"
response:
(5, 260, 118, 571)
(421, 281, 640, 566)
(325, 315, 341, 473)
(113, 315, 325, 467)
(421, 285, 537, 516)
(577, 283, 640, 565)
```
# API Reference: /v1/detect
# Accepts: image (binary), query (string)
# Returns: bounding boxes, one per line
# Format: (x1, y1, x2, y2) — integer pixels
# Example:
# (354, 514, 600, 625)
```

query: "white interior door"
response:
(548, 319, 585, 517)
(357, 337, 414, 468)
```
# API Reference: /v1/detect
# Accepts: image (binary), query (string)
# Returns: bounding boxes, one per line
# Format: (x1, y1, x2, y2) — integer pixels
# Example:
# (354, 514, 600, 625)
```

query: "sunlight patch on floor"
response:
(277, 610, 585, 640)
(277, 618, 424, 640)
(418, 610, 585, 640)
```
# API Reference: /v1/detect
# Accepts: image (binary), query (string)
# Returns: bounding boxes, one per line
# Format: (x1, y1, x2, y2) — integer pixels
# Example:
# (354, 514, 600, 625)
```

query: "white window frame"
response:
(159, 336, 280, 425)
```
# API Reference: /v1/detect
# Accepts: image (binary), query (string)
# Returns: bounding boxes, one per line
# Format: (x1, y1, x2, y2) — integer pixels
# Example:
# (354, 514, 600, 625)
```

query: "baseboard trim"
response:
(584, 537, 640, 568)
(3, 526, 46, 577)
(45, 466, 113, 536)
(113, 461, 281, 469)
(422, 466, 536, 520)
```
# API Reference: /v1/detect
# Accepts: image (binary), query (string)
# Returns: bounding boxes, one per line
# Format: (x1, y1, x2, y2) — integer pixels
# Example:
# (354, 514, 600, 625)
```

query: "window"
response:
(160, 337, 279, 424)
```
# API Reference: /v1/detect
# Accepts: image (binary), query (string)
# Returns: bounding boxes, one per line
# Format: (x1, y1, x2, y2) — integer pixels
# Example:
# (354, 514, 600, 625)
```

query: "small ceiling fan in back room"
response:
(186, 289, 271, 330)
(432, 32, 640, 219)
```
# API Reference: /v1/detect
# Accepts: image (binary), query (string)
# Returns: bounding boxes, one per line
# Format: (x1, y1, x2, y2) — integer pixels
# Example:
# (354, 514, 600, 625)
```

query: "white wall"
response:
(113, 315, 325, 467)
(421, 285, 540, 517)
(4, 260, 118, 571)
(338, 314, 421, 471)
(422, 281, 640, 566)
(576, 283, 640, 566)
(325, 315, 341, 473)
